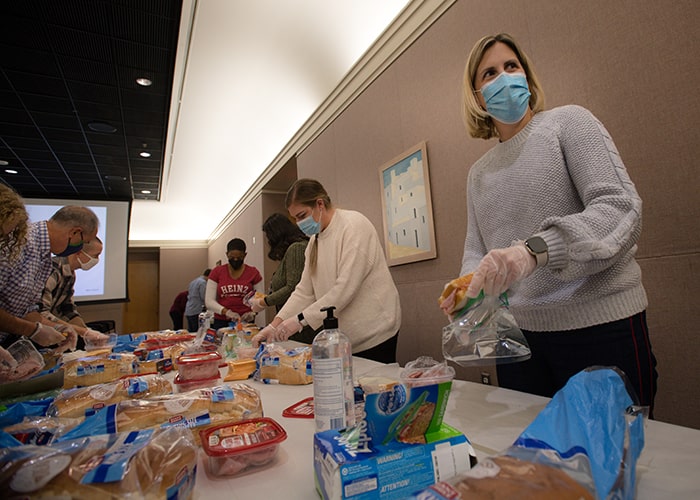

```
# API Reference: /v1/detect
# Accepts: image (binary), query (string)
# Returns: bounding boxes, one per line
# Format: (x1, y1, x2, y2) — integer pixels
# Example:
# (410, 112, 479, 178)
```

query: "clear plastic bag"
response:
(442, 293, 530, 366)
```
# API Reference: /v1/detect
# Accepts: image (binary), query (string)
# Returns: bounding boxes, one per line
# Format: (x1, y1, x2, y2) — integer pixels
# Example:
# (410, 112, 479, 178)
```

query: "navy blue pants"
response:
(496, 311, 657, 417)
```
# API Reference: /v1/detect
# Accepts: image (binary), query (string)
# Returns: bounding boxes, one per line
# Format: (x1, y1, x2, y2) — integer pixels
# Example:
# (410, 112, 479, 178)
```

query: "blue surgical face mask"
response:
(480, 72, 531, 124)
(297, 206, 321, 236)
(55, 231, 84, 257)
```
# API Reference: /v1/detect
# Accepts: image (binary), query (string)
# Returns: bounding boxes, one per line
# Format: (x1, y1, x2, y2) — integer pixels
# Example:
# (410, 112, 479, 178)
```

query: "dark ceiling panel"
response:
(0, 0, 183, 202)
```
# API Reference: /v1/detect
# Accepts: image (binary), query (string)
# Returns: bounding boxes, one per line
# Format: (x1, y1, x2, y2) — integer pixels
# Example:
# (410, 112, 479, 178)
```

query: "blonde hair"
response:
(0, 184, 29, 261)
(285, 178, 332, 270)
(462, 33, 545, 140)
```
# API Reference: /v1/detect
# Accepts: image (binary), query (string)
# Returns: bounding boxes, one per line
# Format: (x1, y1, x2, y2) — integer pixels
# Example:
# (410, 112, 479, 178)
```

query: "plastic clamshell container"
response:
(176, 350, 222, 380)
(3, 338, 46, 382)
(200, 417, 287, 477)
(235, 346, 259, 360)
(84, 332, 118, 352)
(173, 373, 221, 393)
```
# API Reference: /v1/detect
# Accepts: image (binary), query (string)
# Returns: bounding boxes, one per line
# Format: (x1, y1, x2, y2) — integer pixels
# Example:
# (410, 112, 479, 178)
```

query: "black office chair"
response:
(85, 320, 116, 334)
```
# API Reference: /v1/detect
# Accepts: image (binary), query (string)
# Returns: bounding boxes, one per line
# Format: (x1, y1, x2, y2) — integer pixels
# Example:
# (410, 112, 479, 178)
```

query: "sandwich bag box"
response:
(313, 423, 475, 500)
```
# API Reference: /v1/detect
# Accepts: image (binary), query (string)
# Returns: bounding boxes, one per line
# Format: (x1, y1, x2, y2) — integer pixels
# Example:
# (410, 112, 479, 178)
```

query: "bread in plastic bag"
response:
(0, 426, 197, 499)
(442, 292, 530, 366)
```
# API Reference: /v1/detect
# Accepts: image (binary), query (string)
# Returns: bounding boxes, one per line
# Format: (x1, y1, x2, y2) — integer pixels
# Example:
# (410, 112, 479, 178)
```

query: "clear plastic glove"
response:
(241, 311, 256, 323)
(466, 244, 536, 298)
(53, 324, 78, 353)
(83, 328, 109, 343)
(249, 296, 266, 313)
(30, 323, 67, 347)
(277, 316, 303, 339)
(0, 346, 17, 370)
(224, 309, 241, 322)
(252, 324, 284, 347)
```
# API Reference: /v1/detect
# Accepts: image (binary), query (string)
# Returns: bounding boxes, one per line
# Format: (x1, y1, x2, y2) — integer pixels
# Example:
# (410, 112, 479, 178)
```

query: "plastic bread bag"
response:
(442, 292, 530, 366)
(2, 415, 82, 445)
(54, 383, 263, 444)
(254, 344, 312, 385)
(47, 374, 173, 419)
(0, 426, 197, 499)
(410, 366, 646, 500)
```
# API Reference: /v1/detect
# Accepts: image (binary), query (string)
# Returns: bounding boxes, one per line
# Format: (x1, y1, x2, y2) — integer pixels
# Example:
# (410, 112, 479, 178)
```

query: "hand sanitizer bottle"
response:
(312, 306, 356, 432)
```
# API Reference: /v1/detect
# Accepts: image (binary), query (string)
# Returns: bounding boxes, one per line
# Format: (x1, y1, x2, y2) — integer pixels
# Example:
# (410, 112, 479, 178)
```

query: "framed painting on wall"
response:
(378, 141, 437, 266)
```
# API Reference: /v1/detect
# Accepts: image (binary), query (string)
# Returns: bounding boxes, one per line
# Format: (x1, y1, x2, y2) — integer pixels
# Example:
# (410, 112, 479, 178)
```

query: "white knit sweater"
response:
(461, 105, 647, 331)
(278, 209, 401, 352)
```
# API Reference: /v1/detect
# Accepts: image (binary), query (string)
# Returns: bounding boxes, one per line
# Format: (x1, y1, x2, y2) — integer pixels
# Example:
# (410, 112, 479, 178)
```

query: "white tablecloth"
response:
(193, 355, 700, 499)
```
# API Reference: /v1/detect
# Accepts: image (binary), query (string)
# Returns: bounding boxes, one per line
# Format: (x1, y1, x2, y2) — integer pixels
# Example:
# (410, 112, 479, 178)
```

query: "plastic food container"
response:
(176, 351, 222, 380)
(399, 356, 455, 388)
(200, 417, 287, 476)
(84, 332, 118, 351)
(173, 373, 221, 393)
(5, 338, 45, 381)
(235, 346, 259, 360)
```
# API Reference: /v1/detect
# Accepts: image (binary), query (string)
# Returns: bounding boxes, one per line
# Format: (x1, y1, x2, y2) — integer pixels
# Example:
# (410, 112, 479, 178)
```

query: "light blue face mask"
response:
(297, 207, 321, 236)
(480, 72, 531, 124)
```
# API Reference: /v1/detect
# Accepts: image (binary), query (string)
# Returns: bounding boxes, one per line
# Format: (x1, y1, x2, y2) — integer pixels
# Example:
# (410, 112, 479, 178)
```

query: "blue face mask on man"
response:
(480, 72, 531, 124)
(297, 206, 321, 236)
(55, 231, 84, 257)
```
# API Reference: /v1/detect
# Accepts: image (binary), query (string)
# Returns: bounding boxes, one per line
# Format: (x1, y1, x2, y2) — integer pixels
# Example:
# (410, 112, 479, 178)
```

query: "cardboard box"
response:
(314, 423, 475, 500)
(362, 380, 452, 445)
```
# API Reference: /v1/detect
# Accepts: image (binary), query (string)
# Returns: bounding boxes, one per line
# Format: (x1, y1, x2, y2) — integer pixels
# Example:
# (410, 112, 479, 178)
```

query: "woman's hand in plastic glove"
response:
(249, 296, 266, 313)
(277, 316, 303, 339)
(30, 323, 67, 347)
(252, 324, 283, 347)
(241, 312, 256, 323)
(466, 244, 536, 298)
(224, 309, 241, 322)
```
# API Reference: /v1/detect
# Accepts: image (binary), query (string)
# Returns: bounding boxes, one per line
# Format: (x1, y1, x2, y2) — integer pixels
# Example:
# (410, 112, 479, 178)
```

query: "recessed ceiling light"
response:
(141, 190, 151, 194)
(5, 169, 18, 174)
(87, 121, 117, 133)
(0, 160, 8, 166)
(136, 77, 152, 87)
(139, 151, 151, 158)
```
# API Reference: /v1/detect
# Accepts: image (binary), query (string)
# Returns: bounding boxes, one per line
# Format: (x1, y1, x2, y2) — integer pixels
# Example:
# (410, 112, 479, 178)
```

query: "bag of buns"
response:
(0, 426, 197, 499)
(56, 383, 263, 442)
(62, 353, 138, 389)
(255, 344, 312, 385)
(48, 374, 172, 419)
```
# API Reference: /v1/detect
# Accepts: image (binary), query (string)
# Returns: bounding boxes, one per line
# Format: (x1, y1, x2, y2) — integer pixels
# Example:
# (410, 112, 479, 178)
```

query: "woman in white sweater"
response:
(442, 33, 657, 414)
(253, 179, 401, 363)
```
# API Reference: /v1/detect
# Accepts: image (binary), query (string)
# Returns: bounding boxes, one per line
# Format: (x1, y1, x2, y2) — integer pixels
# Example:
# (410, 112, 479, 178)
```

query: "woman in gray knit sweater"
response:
(450, 33, 657, 413)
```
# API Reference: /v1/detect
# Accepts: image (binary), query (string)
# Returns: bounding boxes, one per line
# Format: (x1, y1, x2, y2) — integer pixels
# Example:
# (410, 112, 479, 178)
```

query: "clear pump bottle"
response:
(312, 306, 355, 432)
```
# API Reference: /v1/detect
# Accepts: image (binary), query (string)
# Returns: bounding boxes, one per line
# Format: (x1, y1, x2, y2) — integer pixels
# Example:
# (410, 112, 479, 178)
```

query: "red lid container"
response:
(200, 417, 287, 476)
(176, 351, 222, 381)
(173, 373, 221, 393)
(282, 397, 314, 418)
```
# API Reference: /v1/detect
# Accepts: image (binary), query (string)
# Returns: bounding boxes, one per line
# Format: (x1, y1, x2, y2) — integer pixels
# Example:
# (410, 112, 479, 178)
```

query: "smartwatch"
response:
(524, 236, 549, 268)
(297, 312, 308, 327)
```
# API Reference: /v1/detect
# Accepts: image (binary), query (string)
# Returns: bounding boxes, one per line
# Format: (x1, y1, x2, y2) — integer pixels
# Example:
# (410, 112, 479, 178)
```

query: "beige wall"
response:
(178, 0, 699, 429)
(158, 247, 208, 330)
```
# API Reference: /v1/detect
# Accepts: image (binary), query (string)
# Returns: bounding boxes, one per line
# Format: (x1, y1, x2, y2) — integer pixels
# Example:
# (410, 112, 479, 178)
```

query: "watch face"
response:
(527, 237, 547, 253)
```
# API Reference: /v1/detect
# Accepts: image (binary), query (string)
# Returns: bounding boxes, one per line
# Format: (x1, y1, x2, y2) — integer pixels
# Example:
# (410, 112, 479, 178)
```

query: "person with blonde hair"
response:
(440, 33, 657, 413)
(0, 183, 29, 261)
(253, 179, 401, 363)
